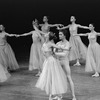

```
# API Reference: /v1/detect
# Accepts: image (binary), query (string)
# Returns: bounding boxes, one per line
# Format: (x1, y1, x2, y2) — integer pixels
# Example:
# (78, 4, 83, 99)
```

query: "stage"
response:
(0, 62, 100, 100)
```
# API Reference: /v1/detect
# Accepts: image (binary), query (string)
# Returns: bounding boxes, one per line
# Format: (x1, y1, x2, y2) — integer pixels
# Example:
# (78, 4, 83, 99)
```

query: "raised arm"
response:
(77, 24, 89, 29)
(33, 25, 45, 35)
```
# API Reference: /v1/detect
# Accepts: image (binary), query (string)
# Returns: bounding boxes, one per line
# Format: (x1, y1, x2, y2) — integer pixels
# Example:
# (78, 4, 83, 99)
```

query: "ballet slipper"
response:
(92, 72, 99, 77)
(52, 96, 58, 99)
(72, 97, 77, 100)
(35, 72, 41, 77)
(73, 62, 81, 66)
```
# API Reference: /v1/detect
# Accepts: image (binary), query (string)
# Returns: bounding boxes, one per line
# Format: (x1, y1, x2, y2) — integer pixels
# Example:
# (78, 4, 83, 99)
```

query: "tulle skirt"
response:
(69, 35, 87, 61)
(85, 42, 100, 72)
(0, 43, 19, 70)
(29, 42, 44, 71)
(35, 56, 68, 95)
(0, 63, 11, 82)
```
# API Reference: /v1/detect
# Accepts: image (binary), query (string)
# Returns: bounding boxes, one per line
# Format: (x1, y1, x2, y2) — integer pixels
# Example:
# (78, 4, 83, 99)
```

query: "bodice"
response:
(0, 33, 7, 45)
(42, 43, 51, 52)
(88, 32, 97, 44)
(32, 31, 41, 42)
(69, 24, 78, 35)
(41, 24, 50, 33)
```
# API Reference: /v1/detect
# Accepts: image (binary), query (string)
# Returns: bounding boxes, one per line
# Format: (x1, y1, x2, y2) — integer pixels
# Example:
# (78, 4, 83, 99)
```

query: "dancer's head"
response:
(43, 16, 48, 23)
(0, 25, 5, 31)
(89, 24, 94, 31)
(45, 32, 56, 42)
(32, 19, 39, 28)
(70, 16, 76, 22)
(59, 29, 67, 40)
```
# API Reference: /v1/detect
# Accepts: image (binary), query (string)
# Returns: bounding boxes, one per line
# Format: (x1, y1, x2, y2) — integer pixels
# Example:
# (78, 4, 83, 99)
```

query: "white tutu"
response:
(69, 35, 87, 61)
(0, 43, 19, 70)
(29, 32, 44, 71)
(85, 42, 100, 72)
(36, 56, 68, 95)
(0, 63, 10, 82)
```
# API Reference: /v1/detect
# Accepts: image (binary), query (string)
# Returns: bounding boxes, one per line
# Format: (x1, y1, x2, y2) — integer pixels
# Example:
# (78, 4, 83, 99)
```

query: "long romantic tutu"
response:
(85, 43, 100, 72)
(29, 42, 44, 71)
(0, 63, 11, 82)
(35, 56, 68, 95)
(0, 43, 19, 70)
(69, 35, 87, 61)
(5, 43, 19, 70)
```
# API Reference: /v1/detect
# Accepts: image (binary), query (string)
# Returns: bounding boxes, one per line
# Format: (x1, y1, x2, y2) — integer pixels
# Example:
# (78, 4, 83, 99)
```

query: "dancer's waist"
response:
(89, 40, 96, 44)
(0, 41, 7, 46)
(44, 52, 53, 58)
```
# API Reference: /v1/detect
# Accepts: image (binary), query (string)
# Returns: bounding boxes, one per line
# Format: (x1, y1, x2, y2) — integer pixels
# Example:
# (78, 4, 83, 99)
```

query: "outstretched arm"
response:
(39, 24, 44, 27)
(78, 24, 89, 29)
(5, 32, 17, 37)
(74, 33, 88, 36)
(96, 32, 100, 36)
(18, 31, 32, 37)
(48, 24, 63, 27)
(57, 25, 70, 30)
(51, 43, 60, 49)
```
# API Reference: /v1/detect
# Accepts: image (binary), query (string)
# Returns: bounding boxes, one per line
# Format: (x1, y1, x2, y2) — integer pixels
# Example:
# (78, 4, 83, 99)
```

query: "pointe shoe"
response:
(57, 96, 63, 100)
(92, 73, 99, 77)
(35, 72, 41, 77)
(72, 97, 76, 100)
(58, 97, 61, 100)
(73, 62, 81, 66)
(52, 96, 58, 100)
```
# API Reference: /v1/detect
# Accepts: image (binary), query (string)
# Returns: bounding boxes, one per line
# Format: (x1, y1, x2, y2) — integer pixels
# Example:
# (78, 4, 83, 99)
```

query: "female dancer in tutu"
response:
(0, 63, 11, 82)
(0, 25, 19, 71)
(35, 32, 70, 100)
(74, 24, 100, 77)
(39, 16, 62, 43)
(17, 19, 44, 76)
(57, 16, 89, 66)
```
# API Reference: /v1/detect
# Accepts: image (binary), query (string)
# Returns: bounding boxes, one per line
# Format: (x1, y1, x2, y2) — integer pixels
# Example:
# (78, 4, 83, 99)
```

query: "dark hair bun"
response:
(49, 32, 57, 40)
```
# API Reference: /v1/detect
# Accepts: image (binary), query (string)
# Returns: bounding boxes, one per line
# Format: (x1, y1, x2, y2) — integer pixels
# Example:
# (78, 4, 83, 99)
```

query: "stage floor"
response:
(0, 63, 100, 100)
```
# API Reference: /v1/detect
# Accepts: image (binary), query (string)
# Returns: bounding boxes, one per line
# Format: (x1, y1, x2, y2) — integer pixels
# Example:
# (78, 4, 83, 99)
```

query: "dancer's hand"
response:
(57, 26, 60, 30)
(59, 24, 64, 27)
(15, 35, 20, 37)
(73, 34, 76, 36)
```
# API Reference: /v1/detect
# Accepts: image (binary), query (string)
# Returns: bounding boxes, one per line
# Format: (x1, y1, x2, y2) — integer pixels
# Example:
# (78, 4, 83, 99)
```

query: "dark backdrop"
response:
(0, 0, 100, 63)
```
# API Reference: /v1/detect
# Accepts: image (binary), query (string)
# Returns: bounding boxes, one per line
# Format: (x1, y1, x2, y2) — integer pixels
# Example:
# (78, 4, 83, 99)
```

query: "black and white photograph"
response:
(0, 0, 100, 100)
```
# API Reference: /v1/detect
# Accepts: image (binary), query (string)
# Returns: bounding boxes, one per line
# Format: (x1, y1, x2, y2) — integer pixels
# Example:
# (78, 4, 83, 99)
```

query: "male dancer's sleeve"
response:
(56, 42, 60, 46)
(61, 42, 71, 51)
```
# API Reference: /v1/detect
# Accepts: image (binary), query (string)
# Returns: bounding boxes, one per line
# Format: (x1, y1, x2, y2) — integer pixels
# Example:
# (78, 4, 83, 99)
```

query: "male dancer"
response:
(55, 29, 76, 100)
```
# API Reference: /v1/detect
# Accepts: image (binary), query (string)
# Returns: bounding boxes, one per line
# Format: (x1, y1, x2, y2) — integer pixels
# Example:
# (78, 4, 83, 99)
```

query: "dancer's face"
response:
(59, 32, 64, 40)
(0, 25, 4, 31)
(70, 16, 76, 22)
(89, 24, 94, 31)
(43, 16, 48, 22)
(34, 22, 39, 28)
